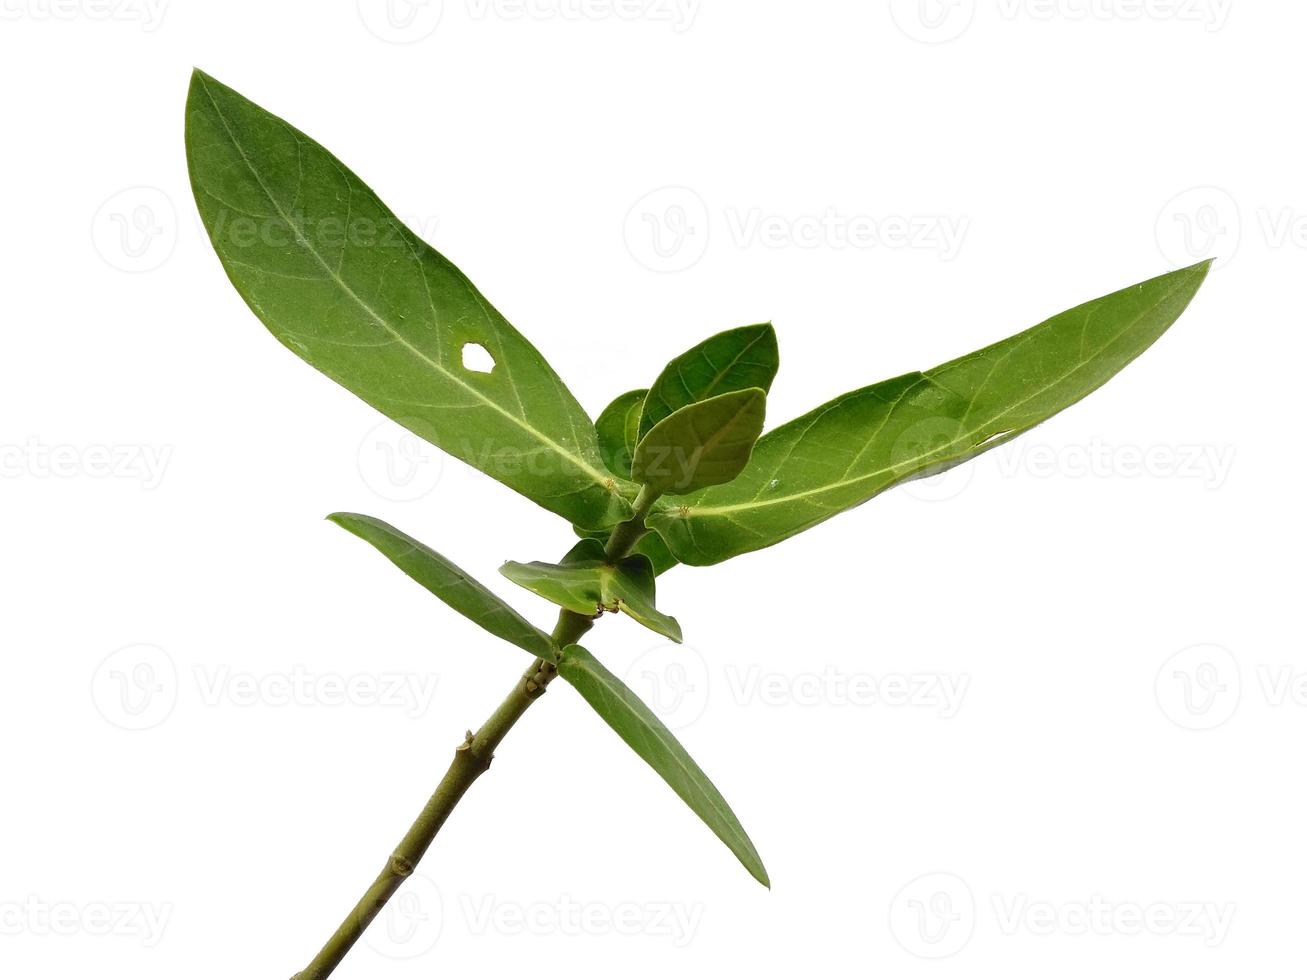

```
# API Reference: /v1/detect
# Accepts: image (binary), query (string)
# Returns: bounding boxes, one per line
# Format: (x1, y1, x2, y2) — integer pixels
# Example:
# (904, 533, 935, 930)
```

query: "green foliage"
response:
(648, 261, 1212, 564)
(187, 70, 1212, 944)
(556, 644, 769, 887)
(631, 388, 768, 495)
(501, 539, 681, 642)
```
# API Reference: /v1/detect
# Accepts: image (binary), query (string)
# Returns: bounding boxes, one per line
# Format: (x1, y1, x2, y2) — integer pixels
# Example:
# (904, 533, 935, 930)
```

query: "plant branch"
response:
(291, 490, 659, 980)
(602, 485, 658, 561)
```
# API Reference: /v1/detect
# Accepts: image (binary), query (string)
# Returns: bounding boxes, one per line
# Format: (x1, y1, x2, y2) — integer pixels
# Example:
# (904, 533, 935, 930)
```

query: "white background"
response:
(0, 2, 1299, 977)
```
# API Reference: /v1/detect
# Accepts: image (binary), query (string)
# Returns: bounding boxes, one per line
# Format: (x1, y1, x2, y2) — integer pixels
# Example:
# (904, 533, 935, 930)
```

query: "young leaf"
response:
(328, 512, 557, 662)
(185, 70, 632, 529)
(649, 262, 1212, 565)
(631, 388, 767, 495)
(595, 388, 646, 478)
(556, 644, 769, 887)
(500, 542, 682, 643)
(638, 323, 779, 440)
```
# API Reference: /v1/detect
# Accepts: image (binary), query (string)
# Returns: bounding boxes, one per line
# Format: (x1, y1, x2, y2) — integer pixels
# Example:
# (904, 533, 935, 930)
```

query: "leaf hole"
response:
(461, 342, 496, 374)
(975, 429, 1014, 452)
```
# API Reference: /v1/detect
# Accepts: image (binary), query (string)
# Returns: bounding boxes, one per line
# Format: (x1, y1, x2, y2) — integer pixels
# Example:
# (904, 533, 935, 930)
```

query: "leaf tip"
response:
(187, 67, 221, 104)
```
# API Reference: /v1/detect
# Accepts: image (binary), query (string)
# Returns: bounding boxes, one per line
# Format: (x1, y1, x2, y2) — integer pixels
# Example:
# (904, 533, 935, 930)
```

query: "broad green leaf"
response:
(631, 388, 767, 495)
(186, 71, 632, 529)
(328, 512, 557, 662)
(638, 323, 779, 440)
(556, 644, 769, 887)
(649, 262, 1212, 565)
(500, 541, 682, 642)
(572, 524, 681, 577)
(595, 388, 646, 478)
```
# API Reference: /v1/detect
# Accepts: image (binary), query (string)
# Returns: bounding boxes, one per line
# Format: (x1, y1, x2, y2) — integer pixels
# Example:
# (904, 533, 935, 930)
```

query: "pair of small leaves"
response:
(638, 321, 779, 440)
(500, 539, 682, 643)
(329, 511, 766, 886)
(583, 322, 780, 570)
(595, 324, 777, 497)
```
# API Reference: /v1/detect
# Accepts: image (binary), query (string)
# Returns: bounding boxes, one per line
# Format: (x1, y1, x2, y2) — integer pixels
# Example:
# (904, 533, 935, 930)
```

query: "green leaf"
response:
(328, 512, 557, 662)
(185, 70, 632, 529)
(631, 388, 767, 496)
(649, 262, 1212, 565)
(556, 644, 769, 887)
(500, 541, 682, 642)
(638, 323, 779, 441)
(595, 388, 646, 478)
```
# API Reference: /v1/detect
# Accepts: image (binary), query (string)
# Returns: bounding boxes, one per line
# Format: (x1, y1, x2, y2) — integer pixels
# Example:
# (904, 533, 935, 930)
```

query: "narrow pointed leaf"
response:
(638, 323, 779, 440)
(186, 70, 632, 528)
(500, 544, 682, 643)
(329, 512, 557, 662)
(649, 262, 1212, 565)
(556, 644, 769, 887)
(631, 388, 767, 495)
(595, 388, 646, 478)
